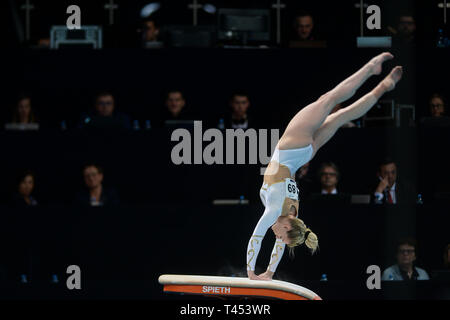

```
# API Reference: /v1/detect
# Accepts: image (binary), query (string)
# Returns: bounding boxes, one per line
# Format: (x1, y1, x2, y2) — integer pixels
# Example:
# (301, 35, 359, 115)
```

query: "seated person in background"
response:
(12, 170, 38, 207)
(382, 238, 430, 281)
(140, 17, 163, 48)
(5, 93, 39, 131)
(295, 161, 314, 201)
(289, 12, 326, 48)
(392, 14, 416, 46)
(78, 91, 131, 130)
(218, 91, 254, 129)
(294, 12, 315, 41)
(75, 164, 119, 207)
(161, 89, 196, 126)
(387, 13, 416, 47)
(429, 93, 446, 118)
(165, 90, 186, 118)
(420, 93, 450, 127)
(372, 157, 416, 204)
(331, 104, 357, 128)
(318, 162, 340, 195)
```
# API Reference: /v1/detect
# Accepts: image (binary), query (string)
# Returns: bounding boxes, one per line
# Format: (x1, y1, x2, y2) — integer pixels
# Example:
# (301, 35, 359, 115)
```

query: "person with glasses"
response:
(318, 162, 340, 195)
(428, 93, 446, 118)
(74, 163, 120, 207)
(382, 238, 429, 281)
(78, 91, 132, 130)
(420, 93, 450, 127)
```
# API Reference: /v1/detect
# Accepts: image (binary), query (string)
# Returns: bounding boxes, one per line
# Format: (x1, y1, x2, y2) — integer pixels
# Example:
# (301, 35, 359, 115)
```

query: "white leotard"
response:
(246, 144, 313, 273)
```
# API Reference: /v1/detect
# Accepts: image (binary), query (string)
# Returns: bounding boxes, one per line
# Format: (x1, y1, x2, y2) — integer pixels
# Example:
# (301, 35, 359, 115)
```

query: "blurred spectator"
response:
(78, 91, 131, 130)
(318, 162, 340, 195)
(295, 161, 314, 201)
(331, 104, 357, 128)
(141, 17, 163, 49)
(165, 90, 186, 118)
(12, 170, 38, 207)
(372, 157, 416, 204)
(420, 93, 450, 127)
(392, 14, 416, 46)
(429, 93, 446, 117)
(142, 17, 160, 42)
(382, 238, 430, 281)
(444, 244, 450, 269)
(161, 89, 197, 127)
(218, 91, 254, 129)
(293, 12, 315, 41)
(75, 164, 119, 207)
(289, 12, 326, 48)
(5, 93, 39, 131)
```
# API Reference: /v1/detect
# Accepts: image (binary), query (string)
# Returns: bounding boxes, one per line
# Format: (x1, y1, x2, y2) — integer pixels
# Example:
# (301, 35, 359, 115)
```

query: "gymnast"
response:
(247, 52, 403, 281)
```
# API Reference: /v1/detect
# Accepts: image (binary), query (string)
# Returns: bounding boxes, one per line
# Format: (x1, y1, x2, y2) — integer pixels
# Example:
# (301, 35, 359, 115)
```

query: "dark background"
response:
(0, 203, 448, 299)
(0, 0, 449, 300)
(1, 0, 448, 47)
(0, 48, 449, 204)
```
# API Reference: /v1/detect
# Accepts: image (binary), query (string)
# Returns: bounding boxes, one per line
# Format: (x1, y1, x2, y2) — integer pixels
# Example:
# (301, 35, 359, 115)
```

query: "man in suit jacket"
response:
(372, 157, 416, 204)
(217, 91, 257, 130)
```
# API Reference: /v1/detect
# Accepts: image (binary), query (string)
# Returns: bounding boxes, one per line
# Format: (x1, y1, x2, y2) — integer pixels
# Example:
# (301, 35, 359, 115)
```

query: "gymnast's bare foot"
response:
(381, 66, 403, 92)
(368, 52, 394, 75)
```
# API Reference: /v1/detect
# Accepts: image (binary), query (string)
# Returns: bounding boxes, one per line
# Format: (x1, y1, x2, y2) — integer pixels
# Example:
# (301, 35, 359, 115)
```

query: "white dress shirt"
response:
(321, 188, 337, 195)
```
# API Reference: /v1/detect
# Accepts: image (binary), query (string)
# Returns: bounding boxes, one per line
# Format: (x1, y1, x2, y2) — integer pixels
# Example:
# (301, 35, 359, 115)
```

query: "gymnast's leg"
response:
(310, 66, 403, 158)
(278, 52, 394, 151)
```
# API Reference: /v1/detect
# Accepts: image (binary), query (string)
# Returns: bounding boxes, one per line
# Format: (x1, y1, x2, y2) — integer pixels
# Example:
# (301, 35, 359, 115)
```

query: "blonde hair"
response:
(286, 217, 319, 256)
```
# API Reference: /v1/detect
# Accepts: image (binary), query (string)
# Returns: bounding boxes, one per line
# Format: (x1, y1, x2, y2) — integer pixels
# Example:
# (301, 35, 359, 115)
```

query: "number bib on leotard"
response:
(285, 178, 299, 200)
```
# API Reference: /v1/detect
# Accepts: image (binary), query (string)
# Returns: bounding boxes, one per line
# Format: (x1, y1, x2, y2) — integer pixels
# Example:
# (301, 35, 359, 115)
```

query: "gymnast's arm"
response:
(258, 239, 286, 280)
(246, 204, 281, 279)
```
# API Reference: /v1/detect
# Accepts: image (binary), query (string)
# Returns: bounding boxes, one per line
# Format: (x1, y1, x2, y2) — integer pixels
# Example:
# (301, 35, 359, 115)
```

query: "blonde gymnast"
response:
(247, 52, 403, 280)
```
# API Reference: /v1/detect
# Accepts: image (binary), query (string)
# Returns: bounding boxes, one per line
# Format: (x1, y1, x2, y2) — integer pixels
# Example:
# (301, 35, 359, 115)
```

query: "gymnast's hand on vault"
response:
(257, 270, 274, 281)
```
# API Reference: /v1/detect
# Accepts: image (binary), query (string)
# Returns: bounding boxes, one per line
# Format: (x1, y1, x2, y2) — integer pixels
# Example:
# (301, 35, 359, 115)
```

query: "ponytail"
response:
(304, 228, 319, 254)
(287, 218, 319, 256)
